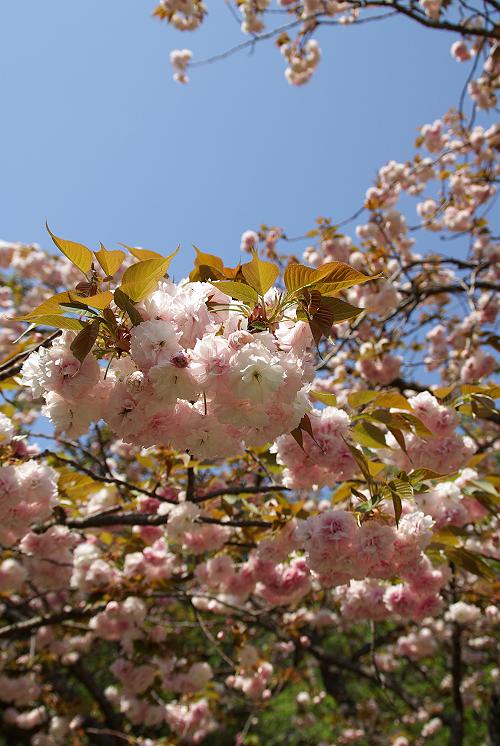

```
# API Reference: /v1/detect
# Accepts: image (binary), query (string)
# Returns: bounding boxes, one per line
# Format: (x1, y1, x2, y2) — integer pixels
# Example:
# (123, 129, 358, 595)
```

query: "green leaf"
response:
(70, 319, 101, 363)
(46, 223, 93, 276)
(94, 244, 126, 277)
(241, 250, 279, 295)
(114, 288, 144, 326)
(310, 390, 337, 407)
(210, 281, 259, 306)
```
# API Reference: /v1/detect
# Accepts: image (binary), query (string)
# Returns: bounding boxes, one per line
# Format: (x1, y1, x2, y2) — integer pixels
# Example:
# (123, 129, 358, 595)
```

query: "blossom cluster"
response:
(0, 458, 57, 546)
(21, 280, 315, 459)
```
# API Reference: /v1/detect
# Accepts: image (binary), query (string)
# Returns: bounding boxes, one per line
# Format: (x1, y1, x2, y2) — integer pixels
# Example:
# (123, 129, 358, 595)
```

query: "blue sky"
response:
(0, 1, 477, 278)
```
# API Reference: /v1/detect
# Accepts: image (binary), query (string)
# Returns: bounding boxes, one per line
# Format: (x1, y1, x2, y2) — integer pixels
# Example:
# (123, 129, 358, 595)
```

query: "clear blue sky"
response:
(0, 1, 477, 277)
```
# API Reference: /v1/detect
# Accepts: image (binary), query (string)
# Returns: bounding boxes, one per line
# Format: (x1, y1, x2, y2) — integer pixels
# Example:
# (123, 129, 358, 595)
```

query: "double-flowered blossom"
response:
(273, 407, 356, 489)
(298, 508, 435, 592)
(165, 699, 217, 744)
(381, 392, 476, 474)
(21, 279, 315, 459)
(0, 461, 58, 545)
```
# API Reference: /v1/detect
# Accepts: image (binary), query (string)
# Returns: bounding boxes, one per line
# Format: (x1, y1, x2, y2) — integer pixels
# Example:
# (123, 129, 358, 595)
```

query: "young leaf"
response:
(283, 263, 318, 293)
(120, 251, 178, 302)
(306, 300, 336, 346)
(353, 421, 387, 449)
(388, 477, 413, 501)
(193, 247, 224, 270)
(94, 244, 125, 277)
(210, 281, 259, 306)
(400, 412, 434, 438)
(27, 315, 85, 331)
(289, 426, 304, 451)
(46, 223, 93, 276)
(348, 390, 378, 408)
(69, 290, 114, 310)
(70, 319, 101, 363)
(345, 440, 372, 481)
(391, 490, 403, 527)
(15, 291, 72, 321)
(374, 391, 413, 411)
(387, 426, 407, 454)
(408, 468, 448, 484)
(314, 261, 382, 294)
(310, 390, 337, 407)
(319, 296, 363, 323)
(114, 287, 144, 326)
(446, 547, 494, 580)
(430, 530, 462, 548)
(241, 250, 279, 295)
(119, 243, 164, 260)
(298, 413, 316, 443)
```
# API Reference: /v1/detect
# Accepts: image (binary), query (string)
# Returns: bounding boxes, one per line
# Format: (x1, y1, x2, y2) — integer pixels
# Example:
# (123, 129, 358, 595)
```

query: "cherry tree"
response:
(0, 4, 498, 746)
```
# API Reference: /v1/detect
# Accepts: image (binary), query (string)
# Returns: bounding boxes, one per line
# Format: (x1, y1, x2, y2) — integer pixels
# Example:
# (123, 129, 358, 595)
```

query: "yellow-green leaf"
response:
(431, 530, 461, 548)
(283, 263, 318, 293)
(46, 223, 93, 276)
(69, 290, 113, 310)
(210, 281, 259, 306)
(120, 250, 179, 302)
(433, 385, 455, 400)
(314, 262, 382, 295)
(391, 491, 402, 527)
(94, 244, 126, 277)
(367, 460, 385, 477)
(26, 315, 85, 331)
(241, 250, 279, 295)
(310, 391, 337, 407)
(446, 547, 494, 580)
(319, 297, 363, 323)
(375, 392, 413, 410)
(408, 468, 448, 484)
(16, 292, 72, 321)
(193, 247, 224, 271)
(348, 391, 378, 408)
(119, 243, 164, 260)
(353, 421, 387, 448)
